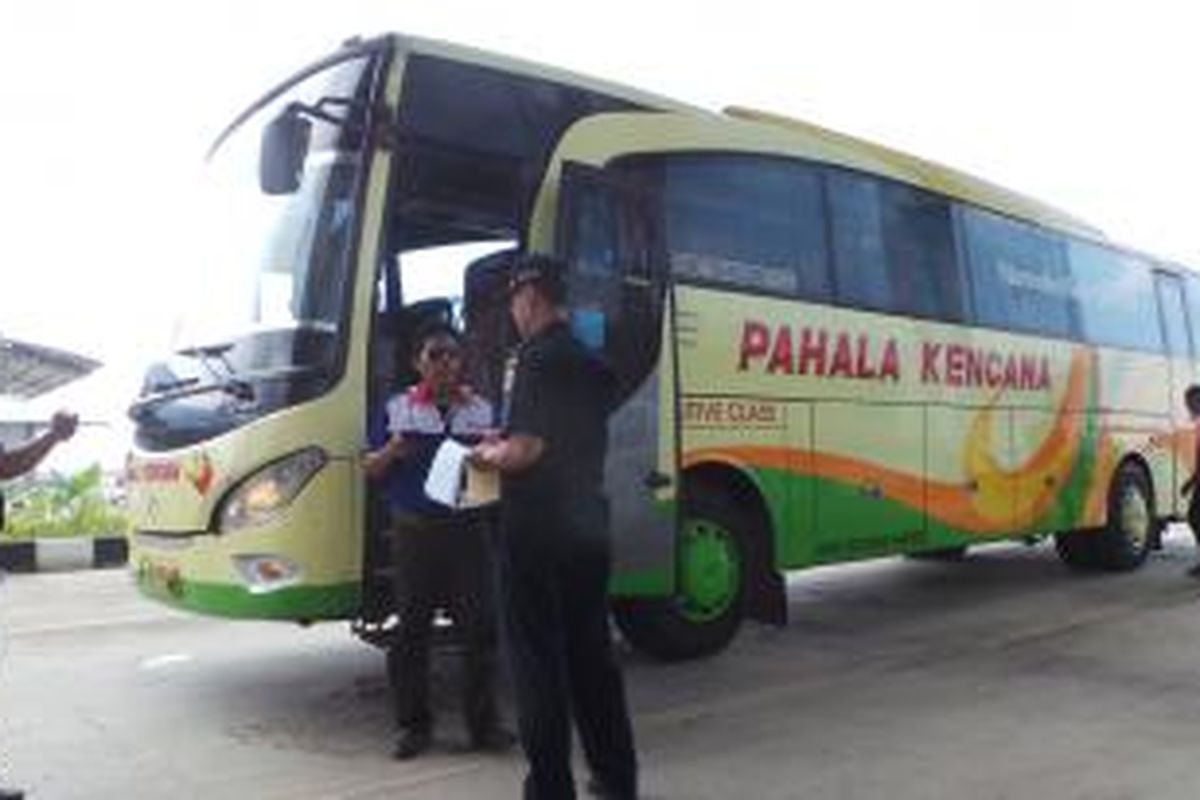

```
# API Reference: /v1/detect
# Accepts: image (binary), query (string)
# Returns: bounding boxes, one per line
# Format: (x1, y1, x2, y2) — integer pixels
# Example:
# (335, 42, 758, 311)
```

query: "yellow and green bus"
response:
(127, 33, 1198, 660)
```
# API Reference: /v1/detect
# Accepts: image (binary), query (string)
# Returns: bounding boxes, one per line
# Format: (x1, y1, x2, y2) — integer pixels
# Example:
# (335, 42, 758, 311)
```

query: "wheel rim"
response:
(677, 516, 741, 623)
(1119, 484, 1150, 550)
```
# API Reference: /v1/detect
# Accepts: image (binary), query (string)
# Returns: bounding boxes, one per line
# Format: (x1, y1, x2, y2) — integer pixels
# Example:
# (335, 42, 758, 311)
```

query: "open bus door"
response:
(554, 161, 679, 602)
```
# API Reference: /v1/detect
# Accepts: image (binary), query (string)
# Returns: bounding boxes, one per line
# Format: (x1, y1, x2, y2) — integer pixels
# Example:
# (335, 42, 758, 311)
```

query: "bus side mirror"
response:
(260, 109, 311, 195)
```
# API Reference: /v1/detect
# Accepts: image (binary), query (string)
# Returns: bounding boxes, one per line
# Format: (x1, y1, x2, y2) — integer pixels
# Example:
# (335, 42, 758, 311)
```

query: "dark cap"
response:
(508, 253, 567, 303)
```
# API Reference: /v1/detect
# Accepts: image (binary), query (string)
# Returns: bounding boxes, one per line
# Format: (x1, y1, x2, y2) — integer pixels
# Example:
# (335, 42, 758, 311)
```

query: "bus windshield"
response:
(131, 53, 378, 451)
(173, 53, 376, 373)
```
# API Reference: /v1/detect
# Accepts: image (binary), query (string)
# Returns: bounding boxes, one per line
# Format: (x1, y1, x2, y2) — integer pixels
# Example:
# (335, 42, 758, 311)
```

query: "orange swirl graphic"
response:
(684, 349, 1092, 534)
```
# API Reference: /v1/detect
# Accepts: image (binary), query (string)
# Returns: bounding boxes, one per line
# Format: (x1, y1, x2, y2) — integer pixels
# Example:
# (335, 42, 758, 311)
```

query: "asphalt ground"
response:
(4, 529, 1200, 799)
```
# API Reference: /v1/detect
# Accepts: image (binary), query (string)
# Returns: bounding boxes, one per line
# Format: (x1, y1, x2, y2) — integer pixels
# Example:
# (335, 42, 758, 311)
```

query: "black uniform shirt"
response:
(503, 321, 617, 525)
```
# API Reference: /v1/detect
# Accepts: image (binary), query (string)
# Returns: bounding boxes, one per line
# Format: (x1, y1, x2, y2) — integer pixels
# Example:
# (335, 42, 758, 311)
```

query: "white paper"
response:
(424, 439, 471, 508)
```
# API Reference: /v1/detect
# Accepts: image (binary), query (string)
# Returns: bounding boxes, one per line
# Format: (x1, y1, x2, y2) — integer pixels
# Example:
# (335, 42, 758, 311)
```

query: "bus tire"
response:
(613, 487, 749, 662)
(1054, 530, 1101, 570)
(1094, 461, 1156, 571)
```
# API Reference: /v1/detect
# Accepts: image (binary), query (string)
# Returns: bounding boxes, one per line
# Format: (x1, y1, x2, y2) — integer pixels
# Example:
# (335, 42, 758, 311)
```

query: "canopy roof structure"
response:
(0, 337, 101, 399)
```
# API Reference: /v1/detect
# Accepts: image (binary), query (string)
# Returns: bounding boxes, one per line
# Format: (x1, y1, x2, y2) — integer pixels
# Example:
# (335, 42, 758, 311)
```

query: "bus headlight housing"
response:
(217, 447, 327, 533)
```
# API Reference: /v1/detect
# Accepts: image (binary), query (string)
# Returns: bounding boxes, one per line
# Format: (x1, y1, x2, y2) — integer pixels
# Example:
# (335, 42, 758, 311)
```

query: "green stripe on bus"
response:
(136, 575, 360, 620)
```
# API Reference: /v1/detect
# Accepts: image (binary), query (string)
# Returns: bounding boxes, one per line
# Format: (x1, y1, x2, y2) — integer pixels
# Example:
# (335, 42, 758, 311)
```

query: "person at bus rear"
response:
(1180, 384, 1200, 578)
(362, 323, 512, 759)
(470, 254, 639, 800)
(0, 409, 78, 800)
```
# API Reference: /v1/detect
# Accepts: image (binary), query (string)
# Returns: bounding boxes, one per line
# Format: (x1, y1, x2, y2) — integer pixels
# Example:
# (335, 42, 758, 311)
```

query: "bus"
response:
(127, 32, 1199, 661)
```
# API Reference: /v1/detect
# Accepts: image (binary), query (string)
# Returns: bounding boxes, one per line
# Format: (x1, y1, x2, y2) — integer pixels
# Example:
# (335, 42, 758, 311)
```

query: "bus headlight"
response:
(217, 447, 327, 533)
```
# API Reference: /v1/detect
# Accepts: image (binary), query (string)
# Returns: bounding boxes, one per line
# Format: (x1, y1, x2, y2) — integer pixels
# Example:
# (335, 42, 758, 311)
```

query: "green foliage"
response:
(2, 464, 129, 540)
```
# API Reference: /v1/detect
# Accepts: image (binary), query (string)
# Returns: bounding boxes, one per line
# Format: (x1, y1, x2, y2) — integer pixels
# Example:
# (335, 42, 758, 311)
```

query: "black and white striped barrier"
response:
(0, 537, 127, 573)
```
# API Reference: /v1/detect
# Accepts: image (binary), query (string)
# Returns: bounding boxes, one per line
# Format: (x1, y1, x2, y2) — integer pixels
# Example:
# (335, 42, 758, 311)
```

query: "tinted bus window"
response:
(962, 207, 1076, 338)
(828, 172, 890, 309)
(1183, 273, 1200, 356)
(829, 173, 963, 321)
(660, 155, 831, 299)
(885, 183, 962, 320)
(1069, 241, 1162, 352)
(1155, 272, 1193, 359)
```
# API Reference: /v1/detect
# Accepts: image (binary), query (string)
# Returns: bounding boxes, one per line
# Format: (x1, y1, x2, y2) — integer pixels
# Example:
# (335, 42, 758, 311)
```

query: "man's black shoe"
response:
(0, 785, 24, 800)
(467, 725, 517, 753)
(392, 727, 432, 760)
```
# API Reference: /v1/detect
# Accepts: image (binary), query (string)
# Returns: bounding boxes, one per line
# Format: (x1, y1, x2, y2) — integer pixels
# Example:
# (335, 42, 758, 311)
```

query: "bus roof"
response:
(724, 106, 1104, 241)
(539, 106, 1107, 248)
(394, 33, 706, 117)
(224, 33, 1108, 247)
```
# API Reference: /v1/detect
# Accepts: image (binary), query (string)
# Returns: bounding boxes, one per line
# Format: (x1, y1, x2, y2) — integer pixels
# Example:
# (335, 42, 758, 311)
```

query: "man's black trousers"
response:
(496, 516, 637, 800)
(386, 512, 499, 737)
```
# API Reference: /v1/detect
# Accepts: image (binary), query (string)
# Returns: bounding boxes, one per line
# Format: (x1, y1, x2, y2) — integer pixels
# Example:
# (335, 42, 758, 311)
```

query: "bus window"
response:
(654, 154, 831, 299)
(566, 177, 620, 278)
(962, 207, 1076, 339)
(558, 162, 664, 398)
(828, 172, 962, 321)
(1183, 274, 1200, 356)
(828, 171, 890, 310)
(1069, 242, 1161, 352)
(883, 183, 961, 320)
(1155, 272, 1194, 359)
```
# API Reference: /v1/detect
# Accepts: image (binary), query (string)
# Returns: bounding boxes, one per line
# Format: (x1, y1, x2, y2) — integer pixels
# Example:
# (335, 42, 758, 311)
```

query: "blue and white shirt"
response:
(373, 384, 493, 516)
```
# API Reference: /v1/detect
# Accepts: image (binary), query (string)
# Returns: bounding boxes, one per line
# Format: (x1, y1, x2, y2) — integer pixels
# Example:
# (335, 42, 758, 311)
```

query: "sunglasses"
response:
(425, 345, 461, 361)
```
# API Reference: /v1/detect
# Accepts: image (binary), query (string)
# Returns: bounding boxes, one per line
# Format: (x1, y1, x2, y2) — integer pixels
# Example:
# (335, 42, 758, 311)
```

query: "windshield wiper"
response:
(177, 343, 255, 402)
(127, 363, 327, 421)
(128, 378, 254, 421)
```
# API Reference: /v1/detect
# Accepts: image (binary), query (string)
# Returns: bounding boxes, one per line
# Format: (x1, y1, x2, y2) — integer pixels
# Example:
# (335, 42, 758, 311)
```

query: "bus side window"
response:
(652, 154, 831, 300)
(828, 171, 962, 322)
(568, 182, 619, 278)
(828, 171, 892, 311)
(1183, 274, 1200, 359)
(881, 183, 961, 321)
(1070, 242, 1161, 353)
(1154, 272, 1194, 360)
(558, 161, 665, 398)
(962, 207, 1077, 339)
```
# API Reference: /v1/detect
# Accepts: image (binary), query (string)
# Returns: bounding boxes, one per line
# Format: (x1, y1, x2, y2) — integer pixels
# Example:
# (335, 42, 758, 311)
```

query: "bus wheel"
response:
(1055, 463, 1155, 572)
(613, 489, 748, 661)
(1053, 530, 1101, 570)
(1094, 461, 1156, 571)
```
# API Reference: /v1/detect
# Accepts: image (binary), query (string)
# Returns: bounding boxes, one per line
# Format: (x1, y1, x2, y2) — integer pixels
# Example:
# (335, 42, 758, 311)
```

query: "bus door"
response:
(555, 161, 677, 594)
(1154, 271, 1196, 514)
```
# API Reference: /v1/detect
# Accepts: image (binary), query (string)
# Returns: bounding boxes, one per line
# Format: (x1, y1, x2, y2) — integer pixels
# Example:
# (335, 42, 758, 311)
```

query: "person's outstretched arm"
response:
(0, 411, 77, 480)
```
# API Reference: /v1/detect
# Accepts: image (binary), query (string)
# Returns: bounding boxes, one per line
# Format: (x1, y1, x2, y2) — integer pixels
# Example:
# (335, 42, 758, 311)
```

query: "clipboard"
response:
(423, 440, 500, 509)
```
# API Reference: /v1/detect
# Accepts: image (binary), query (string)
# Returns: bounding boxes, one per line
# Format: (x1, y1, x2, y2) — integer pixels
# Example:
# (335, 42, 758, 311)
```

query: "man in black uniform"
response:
(471, 254, 638, 800)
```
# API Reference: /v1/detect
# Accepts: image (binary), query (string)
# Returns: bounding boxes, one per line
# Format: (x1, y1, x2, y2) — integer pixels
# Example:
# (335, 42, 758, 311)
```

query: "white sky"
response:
(2, 0, 1199, 471)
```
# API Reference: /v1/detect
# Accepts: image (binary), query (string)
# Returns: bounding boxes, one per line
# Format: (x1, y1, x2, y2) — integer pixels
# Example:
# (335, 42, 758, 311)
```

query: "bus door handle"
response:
(644, 471, 673, 491)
